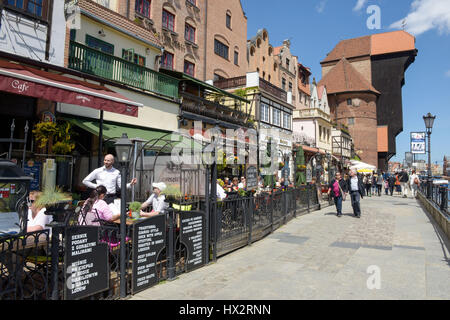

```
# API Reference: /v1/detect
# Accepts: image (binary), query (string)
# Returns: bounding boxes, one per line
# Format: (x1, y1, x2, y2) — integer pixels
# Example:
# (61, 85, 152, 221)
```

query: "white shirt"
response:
(350, 176, 359, 191)
(27, 208, 52, 231)
(217, 184, 227, 200)
(410, 174, 419, 186)
(238, 182, 245, 189)
(83, 166, 131, 195)
(144, 194, 168, 213)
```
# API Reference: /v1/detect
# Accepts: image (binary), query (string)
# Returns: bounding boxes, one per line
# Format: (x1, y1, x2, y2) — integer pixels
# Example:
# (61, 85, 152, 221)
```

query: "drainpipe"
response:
(203, 0, 208, 81)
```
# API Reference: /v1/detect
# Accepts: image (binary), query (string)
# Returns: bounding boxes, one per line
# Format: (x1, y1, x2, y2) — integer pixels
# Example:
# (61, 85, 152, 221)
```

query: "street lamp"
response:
(114, 133, 133, 298)
(423, 113, 436, 199)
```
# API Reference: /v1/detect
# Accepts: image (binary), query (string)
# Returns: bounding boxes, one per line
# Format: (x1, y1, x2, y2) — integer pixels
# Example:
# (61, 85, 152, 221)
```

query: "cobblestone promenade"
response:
(132, 194, 450, 300)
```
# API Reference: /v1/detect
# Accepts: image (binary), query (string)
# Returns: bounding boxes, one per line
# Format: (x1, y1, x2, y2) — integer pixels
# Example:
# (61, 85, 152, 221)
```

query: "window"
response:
(347, 98, 352, 106)
(348, 117, 355, 125)
(122, 49, 146, 66)
(226, 13, 231, 29)
(86, 35, 114, 55)
(214, 39, 229, 60)
(234, 51, 239, 65)
(184, 60, 195, 76)
(288, 82, 293, 93)
(272, 109, 281, 126)
(185, 24, 196, 43)
(286, 58, 290, 69)
(162, 51, 174, 70)
(283, 113, 291, 130)
(135, 0, 151, 17)
(5, 0, 49, 20)
(186, 0, 196, 5)
(162, 10, 175, 31)
(260, 103, 270, 123)
(282, 78, 286, 91)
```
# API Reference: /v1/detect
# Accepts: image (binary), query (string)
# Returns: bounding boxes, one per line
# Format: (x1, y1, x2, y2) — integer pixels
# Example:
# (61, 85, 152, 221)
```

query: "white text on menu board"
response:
(136, 224, 163, 287)
(182, 216, 203, 266)
(68, 233, 98, 294)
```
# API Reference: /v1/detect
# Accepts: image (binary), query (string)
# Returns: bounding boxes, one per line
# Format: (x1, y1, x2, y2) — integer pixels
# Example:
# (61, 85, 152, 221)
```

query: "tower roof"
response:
(318, 58, 380, 95)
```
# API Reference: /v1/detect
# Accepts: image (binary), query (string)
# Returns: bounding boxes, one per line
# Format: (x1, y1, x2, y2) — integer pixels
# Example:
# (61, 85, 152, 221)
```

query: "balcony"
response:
(214, 76, 246, 90)
(68, 41, 179, 99)
(180, 91, 249, 127)
(294, 108, 331, 122)
(259, 78, 287, 102)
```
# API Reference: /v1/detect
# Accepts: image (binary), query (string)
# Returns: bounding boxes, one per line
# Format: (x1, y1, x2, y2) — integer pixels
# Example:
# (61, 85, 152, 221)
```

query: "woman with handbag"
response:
(328, 172, 348, 217)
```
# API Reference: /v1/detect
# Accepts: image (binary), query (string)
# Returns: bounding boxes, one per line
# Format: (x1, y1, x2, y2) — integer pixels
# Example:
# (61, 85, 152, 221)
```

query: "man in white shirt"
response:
(217, 183, 227, 200)
(83, 154, 137, 204)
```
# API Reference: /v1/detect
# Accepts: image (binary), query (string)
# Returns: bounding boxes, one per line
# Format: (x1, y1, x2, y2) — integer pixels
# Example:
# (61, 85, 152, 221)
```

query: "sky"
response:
(241, 0, 450, 166)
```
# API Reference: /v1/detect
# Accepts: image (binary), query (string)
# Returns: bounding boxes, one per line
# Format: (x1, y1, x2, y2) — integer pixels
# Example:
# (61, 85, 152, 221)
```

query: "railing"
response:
(213, 76, 246, 90)
(259, 78, 287, 102)
(295, 108, 331, 121)
(420, 182, 449, 215)
(180, 91, 249, 126)
(211, 185, 320, 258)
(68, 41, 179, 100)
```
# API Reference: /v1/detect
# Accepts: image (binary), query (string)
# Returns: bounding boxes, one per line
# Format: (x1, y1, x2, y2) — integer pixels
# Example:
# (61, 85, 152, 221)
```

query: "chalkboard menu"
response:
(64, 226, 109, 300)
(180, 211, 205, 272)
(131, 215, 166, 294)
(246, 166, 258, 190)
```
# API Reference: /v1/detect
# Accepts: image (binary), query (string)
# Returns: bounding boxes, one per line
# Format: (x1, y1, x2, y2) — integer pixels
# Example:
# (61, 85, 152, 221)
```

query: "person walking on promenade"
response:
(327, 172, 347, 217)
(376, 171, 384, 196)
(83, 154, 137, 205)
(399, 169, 410, 198)
(388, 173, 396, 196)
(409, 170, 420, 199)
(384, 175, 390, 195)
(363, 174, 372, 197)
(346, 169, 365, 218)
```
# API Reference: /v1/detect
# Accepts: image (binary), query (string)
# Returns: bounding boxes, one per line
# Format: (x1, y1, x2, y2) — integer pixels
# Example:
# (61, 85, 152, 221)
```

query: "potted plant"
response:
(35, 187, 72, 223)
(128, 202, 142, 219)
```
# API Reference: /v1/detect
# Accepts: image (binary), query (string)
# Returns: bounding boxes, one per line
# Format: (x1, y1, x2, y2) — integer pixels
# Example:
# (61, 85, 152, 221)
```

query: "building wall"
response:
(275, 40, 298, 107)
(72, 16, 160, 70)
(248, 29, 278, 85)
(328, 92, 378, 167)
(205, 0, 247, 81)
(0, 1, 66, 66)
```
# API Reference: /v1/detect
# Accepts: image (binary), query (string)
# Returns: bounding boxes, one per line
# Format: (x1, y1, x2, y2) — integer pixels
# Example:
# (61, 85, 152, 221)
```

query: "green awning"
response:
(65, 117, 203, 153)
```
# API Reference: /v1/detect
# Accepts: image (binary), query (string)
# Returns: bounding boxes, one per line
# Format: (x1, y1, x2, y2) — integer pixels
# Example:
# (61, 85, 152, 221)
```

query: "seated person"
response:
(80, 185, 120, 226)
(27, 191, 53, 233)
(140, 182, 168, 218)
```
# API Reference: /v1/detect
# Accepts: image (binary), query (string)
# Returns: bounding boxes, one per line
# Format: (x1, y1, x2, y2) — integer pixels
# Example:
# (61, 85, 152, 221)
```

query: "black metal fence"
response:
(420, 182, 449, 215)
(1, 185, 325, 300)
(211, 185, 320, 258)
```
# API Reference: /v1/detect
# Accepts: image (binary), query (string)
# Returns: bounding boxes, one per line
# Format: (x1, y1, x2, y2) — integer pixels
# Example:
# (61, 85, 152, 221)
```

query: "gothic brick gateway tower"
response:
(319, 31, 417, 170)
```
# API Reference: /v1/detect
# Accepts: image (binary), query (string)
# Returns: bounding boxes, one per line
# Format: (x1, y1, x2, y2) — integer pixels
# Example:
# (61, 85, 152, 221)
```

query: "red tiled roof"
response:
(321, 31, 416, 64)
(79, 0, 162, 48)
(318, 58, 380, 95)
(273, 46, 283, 56)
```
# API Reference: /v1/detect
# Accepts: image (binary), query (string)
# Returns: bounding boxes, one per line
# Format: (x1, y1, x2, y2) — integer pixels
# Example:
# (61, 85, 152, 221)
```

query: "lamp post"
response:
(115, 133, 133, 298)
(423, 113, 436, 199)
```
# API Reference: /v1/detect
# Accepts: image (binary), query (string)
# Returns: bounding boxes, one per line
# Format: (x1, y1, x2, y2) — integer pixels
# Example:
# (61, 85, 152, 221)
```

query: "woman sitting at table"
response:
(27, 191, 53, 233)
(140, 182, 169, 218)
(80, 185, 120, 226)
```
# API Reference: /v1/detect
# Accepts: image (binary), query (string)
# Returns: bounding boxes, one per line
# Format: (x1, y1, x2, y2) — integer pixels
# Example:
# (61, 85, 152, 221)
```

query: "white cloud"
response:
(353, 0, 368, 12)
(316, 0, 327, 13)
(390, 0, 450, 36)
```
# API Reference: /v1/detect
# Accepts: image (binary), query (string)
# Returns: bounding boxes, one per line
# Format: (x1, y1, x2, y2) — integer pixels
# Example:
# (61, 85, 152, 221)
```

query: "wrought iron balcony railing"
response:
(68, 41, 179, 99)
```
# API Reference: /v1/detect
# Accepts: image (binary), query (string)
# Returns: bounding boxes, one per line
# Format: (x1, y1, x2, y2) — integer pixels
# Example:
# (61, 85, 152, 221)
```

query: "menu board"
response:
(23, 160, 41, 191)
(246, 166, 258, 190)
(131, 215, 166, 294)
(64, 226, 109, 300)
(180, 211, 205, 272)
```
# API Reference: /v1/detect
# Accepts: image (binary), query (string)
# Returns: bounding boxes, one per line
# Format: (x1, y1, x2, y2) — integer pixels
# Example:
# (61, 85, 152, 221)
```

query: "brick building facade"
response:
(319, 31, 417, 170)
